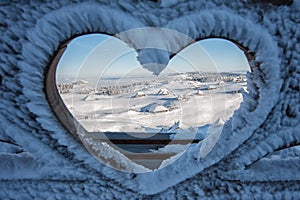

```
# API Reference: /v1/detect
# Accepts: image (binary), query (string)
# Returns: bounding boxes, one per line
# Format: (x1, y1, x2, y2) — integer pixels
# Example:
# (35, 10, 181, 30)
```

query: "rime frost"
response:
(0, 0, 299, 198)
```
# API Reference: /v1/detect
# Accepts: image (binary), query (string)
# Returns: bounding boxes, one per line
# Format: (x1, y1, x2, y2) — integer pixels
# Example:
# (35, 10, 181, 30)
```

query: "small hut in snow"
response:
(157, 89, 170, 95)
(133, 91, 146, 98)
(141, 103, 168, 113)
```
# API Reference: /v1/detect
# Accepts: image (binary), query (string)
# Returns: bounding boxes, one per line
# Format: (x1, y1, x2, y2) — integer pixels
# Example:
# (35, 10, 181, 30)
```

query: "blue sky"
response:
(56, 34, 250, 81)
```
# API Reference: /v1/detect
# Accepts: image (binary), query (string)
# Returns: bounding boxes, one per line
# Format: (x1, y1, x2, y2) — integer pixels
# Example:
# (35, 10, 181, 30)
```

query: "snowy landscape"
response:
(58, 72, 247, 135)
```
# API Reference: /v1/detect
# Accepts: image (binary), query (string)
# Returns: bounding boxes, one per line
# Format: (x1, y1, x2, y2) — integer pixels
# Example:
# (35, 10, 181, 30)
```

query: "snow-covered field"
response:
(60, 73, 247, 134)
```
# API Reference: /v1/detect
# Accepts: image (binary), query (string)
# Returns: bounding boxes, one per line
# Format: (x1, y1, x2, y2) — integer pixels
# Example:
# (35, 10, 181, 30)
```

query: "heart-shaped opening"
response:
(50, 33, 251, 172)
(21, 7, 281, 193)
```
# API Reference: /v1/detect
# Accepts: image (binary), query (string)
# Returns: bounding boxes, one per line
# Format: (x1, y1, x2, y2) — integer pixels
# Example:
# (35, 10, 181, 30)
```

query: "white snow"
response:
(60, 75, 246, 134)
